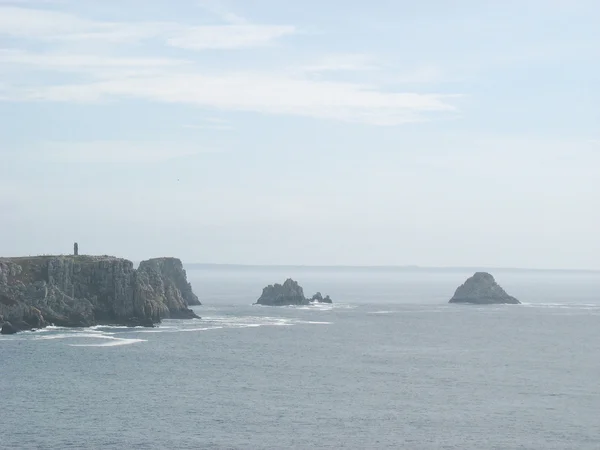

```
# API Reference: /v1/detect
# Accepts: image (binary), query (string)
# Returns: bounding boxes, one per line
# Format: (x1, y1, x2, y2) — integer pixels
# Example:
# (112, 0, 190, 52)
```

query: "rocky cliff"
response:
(0, 255, 200, 333)
(255, 279, 333, 306)
(449, 272, 520, 304)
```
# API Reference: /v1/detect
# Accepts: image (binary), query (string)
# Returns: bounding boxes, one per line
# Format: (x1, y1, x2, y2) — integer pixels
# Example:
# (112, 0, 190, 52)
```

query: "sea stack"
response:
(449, 272, 520, 304)
(255, 279, 333, 306)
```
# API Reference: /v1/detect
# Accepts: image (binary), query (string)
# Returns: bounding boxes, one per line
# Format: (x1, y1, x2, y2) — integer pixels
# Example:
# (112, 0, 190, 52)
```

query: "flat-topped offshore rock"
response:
(0, 255, 201, 333)
(449, 272, 520, 304)
(255, 279, 333, 306)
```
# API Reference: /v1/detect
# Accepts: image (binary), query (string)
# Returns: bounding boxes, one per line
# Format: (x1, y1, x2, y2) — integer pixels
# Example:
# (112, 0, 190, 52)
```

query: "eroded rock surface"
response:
(449, 272, 520, 304)
(0, 255, 200, 332)
(255, 279, 333, 306)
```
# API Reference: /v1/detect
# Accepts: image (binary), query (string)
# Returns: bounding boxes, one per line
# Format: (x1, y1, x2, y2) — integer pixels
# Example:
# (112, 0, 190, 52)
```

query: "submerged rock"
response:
(0, 255, 201, 331)
(255, 279, 333, 306)
(449, 272, 520, 304)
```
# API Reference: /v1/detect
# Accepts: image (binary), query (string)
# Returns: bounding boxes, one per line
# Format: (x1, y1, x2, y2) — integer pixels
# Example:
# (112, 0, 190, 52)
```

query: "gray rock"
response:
(138, 258, 201, 306)
(310, 292, 324, 302)
(255, 279, 333, 306)
(1, 322, 18, 334)
(309, 292, 332, 303)
(449, 272, 520, 304)
(0, 255, 201, 330)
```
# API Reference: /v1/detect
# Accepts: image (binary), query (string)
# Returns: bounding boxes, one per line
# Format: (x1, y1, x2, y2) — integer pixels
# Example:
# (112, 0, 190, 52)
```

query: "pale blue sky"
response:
(1, 0, 599, 269)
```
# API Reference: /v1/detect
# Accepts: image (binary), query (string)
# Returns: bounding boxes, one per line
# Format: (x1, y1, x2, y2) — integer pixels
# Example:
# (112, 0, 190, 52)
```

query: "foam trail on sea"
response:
(521, 303, 600, 309)
(297, 321, 332, 325)
(36, 333, 115, 341)
(180, 326, 224, 332)
(68, 338, 147, 347)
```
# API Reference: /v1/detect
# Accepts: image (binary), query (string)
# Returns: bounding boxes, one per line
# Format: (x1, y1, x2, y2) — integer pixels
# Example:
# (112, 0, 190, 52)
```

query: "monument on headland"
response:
(74, 242, 79, 256)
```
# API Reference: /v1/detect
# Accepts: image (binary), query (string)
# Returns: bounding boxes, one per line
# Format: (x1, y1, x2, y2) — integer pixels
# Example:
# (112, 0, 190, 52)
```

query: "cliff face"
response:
(138, 258, 201, 307)
(0, 255, 200, 333)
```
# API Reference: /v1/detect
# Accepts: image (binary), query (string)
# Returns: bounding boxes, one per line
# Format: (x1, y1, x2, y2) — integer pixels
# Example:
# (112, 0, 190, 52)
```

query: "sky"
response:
(1, 0, 599, 269)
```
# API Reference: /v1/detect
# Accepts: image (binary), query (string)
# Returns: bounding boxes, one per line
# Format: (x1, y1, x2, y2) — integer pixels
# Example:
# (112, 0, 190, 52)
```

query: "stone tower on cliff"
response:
(74, 242, 79, 256)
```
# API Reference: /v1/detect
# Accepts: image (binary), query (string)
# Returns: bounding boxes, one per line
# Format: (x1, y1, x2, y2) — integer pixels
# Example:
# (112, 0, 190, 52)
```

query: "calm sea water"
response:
(1, 268, 600, 449)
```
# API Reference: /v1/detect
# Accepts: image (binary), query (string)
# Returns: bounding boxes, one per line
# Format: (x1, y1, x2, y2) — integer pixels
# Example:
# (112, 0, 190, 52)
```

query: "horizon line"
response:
(183, 263, 600, 273)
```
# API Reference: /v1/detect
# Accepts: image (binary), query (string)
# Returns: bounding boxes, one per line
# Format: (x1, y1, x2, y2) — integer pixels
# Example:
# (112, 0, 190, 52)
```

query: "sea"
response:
(1, 266, 600, 450)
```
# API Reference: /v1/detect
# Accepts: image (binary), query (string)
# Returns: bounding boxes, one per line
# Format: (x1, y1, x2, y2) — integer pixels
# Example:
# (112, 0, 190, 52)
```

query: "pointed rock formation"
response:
(449, 272, 520, 304)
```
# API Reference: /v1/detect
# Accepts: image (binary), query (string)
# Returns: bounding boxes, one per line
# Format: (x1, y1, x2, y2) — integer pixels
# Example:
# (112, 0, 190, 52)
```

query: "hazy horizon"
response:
(2, 253, 600, 272)
(184, 262, 600, 273)
(2, 0, 599, 270)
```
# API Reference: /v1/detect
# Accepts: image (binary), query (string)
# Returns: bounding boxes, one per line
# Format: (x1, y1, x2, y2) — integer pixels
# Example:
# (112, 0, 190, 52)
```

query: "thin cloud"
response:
(301, 54, 379, 73)
(183, 117, 233, 131)
(11, 72, 458, 125)
(167, 25, 295, 50)
(0, 4, 461, 125)
(30, 140, 220, 164)
(196, 0, 250, 25)
(0, 5, 295, 48)
(0, 49, 189, 69)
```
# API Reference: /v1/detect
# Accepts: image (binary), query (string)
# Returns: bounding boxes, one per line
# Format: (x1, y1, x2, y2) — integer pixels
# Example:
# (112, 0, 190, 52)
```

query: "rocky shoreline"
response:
(0, 255, 201, 334)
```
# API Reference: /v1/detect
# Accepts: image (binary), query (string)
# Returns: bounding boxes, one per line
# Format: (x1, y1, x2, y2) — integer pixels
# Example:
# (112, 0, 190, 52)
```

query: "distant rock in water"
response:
(449, 272, 520, 304)
(311, 292, 332, 304)
(0, 255, 201, 333)
(255, 279, 333, 306)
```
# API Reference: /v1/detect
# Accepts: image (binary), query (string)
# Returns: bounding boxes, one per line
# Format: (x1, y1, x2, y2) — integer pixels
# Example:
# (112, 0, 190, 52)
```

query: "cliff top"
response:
(0, 255, 127, 285)
(1, 255, 120, 264)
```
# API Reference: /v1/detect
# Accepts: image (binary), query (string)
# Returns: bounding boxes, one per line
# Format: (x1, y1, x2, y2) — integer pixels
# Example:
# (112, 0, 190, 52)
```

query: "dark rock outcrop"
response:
(255, 279, 333, 306)
(1, 322, 18, 334)
(0, 255, 201, 333)
(449, 272, 520, 304)
(310, 292, 332, 304)
(138, 258, 201, 306)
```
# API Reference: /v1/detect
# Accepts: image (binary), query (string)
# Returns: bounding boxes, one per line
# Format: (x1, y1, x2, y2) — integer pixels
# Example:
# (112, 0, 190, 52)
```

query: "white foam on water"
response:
(521, 303, 600, 310)
(34, 325, 67, 333)
(36, 332, 114, 341)
(298, 321, 332, 325)
(68, 338, 146, 347)
(294, 305, 333, 311)
(180, 326, 224, 332)
(133, 325, 182, 333)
